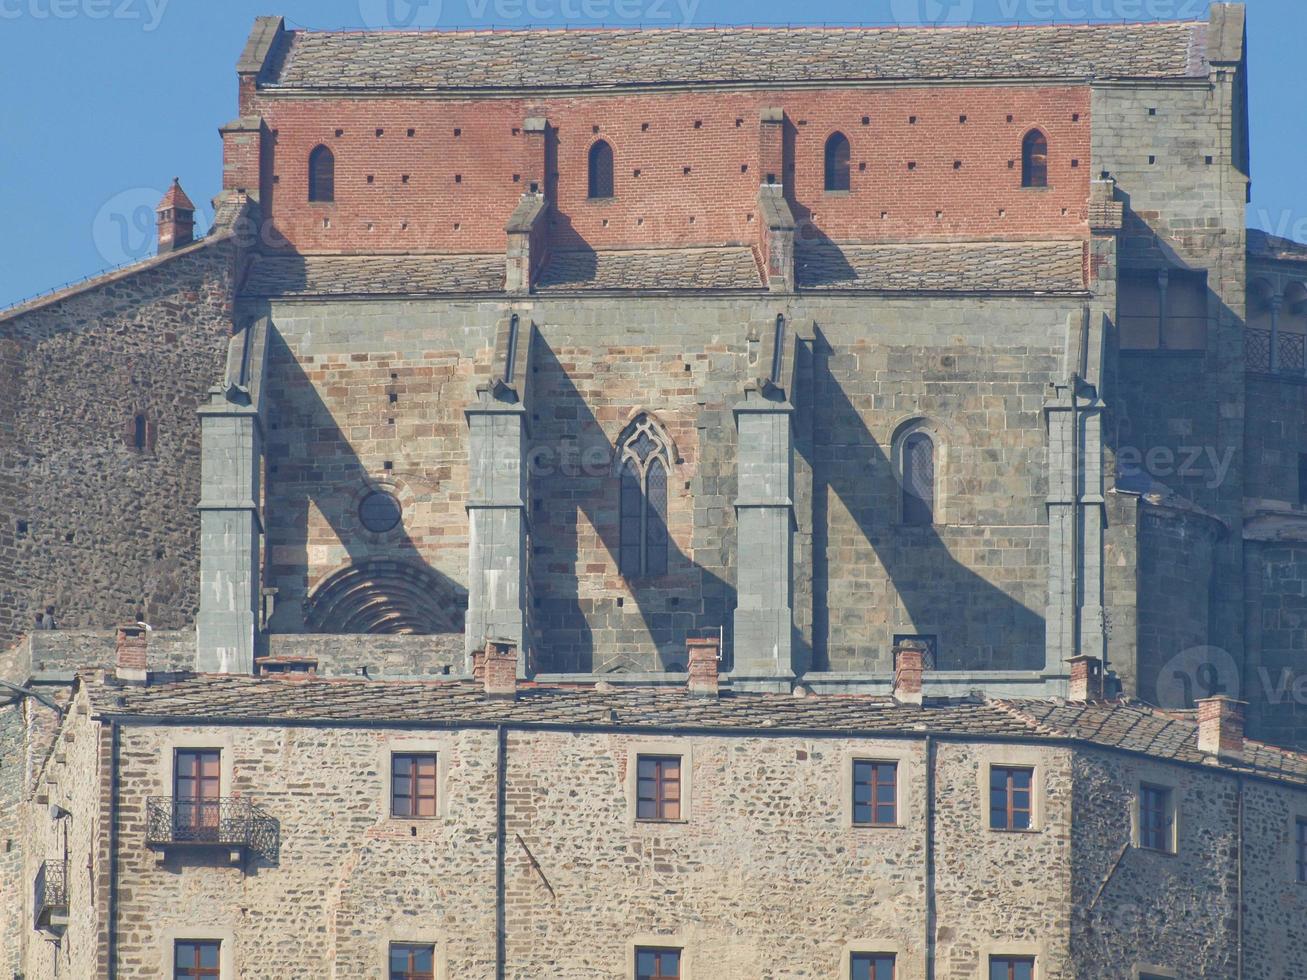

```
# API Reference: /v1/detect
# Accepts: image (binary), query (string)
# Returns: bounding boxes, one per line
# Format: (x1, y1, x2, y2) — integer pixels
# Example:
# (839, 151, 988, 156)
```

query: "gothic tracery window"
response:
(618, 415, 670, 578)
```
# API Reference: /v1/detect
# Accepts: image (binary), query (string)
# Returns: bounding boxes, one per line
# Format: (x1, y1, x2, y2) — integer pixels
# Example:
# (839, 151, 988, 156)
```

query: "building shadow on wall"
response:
(262, 329, 467, 642)
(802, 326, 1046, 672)
(531, 341, 736, 674)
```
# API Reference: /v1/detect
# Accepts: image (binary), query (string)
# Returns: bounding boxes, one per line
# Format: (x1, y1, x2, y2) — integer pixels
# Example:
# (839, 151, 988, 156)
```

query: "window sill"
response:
(1019, 185, 1053, 191)
(634, 818, 688, 826)
(851, 823, 905, 830)
(307, 200, 337, 208)
(584, 196, 615, 205)
(1134, 844, 1177, 857)
(824, 189, 851, 196)
(989, 827, 1042, 834)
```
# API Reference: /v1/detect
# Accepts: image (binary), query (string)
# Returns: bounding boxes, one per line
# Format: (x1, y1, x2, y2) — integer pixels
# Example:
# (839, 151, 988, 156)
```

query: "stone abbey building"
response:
(2, 3, 1307, 977)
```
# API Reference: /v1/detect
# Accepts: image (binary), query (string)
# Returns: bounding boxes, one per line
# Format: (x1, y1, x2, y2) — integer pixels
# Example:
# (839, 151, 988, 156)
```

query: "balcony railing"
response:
(34, 859, 68, 931)
(1247, 327, 1307, 377)
(146, 797, 279, 863)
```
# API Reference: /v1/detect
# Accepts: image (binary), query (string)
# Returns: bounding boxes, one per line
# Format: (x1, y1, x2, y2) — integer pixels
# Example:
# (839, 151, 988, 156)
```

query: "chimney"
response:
(471, 645, 487, 682)
(156, 178, 196, 253)
(1196, 696, 1246, 759)
(892, 638, 926, 706)
(115, 623, 148, 685)
(483, 639, 518, 700)
(686, 636, 720, 698)
(1067, 655, 1105, 702)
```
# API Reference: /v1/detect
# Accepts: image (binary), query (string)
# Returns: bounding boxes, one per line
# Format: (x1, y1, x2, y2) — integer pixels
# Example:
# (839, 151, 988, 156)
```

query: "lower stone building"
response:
(7, 632, 1307, 978)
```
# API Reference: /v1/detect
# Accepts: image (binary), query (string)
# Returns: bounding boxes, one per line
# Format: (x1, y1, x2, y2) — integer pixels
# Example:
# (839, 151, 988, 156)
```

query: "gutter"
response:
(495, 724, 507, 980)
(924, 734, 936, 980)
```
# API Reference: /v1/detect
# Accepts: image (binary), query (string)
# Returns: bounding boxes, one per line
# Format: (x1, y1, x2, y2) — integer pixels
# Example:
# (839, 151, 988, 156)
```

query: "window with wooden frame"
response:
(618, 415, 671, 579)
(1021, 129, 1048, 188)
(1297, 818, 1307, 883)
(389, 942, 436, 980)
(990, 955, 1036, 980)
(308, 144, 335, 203)
(989, 766, 1034, 831)
(825, 131, 851, 191)
(636, 755, 682, 821)
(635, 947, 681, 980)
(174, 940, 221, 980)
(173, 749, 221, 837)
(851, 952, 896, 980)
(852, 760, 898, 827)
(391, 753, 438, 818)
(1138, 783, 1175, 853)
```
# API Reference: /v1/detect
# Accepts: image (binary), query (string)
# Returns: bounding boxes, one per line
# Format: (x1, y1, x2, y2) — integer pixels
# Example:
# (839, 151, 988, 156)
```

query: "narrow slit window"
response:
(825, 131, 851, 191)
(902, 432, 935, 526)
(1022, 129, 1048, 188)
(588, 139, 614, 199)
(309, 144, 335, 202)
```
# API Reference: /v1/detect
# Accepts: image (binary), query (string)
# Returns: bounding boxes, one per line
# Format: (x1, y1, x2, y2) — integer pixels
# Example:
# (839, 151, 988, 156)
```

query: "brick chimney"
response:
(892, 638, 926, 706)
(1196, 696, 1246, 759)
(1067, 655, 1105, 702)
(471, 645, 487, 682)
(115, 623, 148, 685)
(156, 178, 196, 253)
(483, 639, 517, 700)
(686, 636, 720, 698)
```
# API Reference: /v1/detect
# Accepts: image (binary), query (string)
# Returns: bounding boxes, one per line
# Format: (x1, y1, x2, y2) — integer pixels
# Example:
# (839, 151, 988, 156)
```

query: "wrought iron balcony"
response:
(1247, 327, 1307, 377)
(146, 797, 279, 863)
(34, 859, 68, 931)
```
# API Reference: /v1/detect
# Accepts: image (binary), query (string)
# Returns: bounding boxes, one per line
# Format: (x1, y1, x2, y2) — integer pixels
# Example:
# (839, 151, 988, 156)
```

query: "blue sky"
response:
(0, 0, 1302, 309)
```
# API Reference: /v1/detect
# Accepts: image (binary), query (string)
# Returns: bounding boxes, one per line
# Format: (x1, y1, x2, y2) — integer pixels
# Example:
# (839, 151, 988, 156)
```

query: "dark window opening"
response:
(852, 953, 896, 980)
(1118, 269, 1208, 352)
(824, 132, 851, 191)
(990, 766, 1034, 831)
(636, 947, 681, 980)
(619, 416, 670, 579)
(360, 490, 403, 534)
(636, 755, 681, 821)
(1298, 455, 1307, 507)
(174, 940, 221, 980)
(1021, 129, 1048, 188)
(392, 753, 438, 818)
(1139, 783, 1174, 852)
(134, 414, 148, 450)
(902, 432, 935, 526)
(1296, 818, 1307, 883)
(852, 760, 898, 827)
(990, 956, 1036, 980)
(588, 140, 614, 199)
(389, 943, 435, 980)
(309, 145, 335, 203)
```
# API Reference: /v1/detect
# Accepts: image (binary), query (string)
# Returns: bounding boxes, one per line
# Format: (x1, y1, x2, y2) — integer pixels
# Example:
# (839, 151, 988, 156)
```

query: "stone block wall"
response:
(0, 243, 238, 648)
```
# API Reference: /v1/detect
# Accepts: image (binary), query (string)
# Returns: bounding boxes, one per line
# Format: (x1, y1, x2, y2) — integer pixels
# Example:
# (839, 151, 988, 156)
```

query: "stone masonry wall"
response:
(0, 243, 238, 647)
(247, 86, 1090, 256)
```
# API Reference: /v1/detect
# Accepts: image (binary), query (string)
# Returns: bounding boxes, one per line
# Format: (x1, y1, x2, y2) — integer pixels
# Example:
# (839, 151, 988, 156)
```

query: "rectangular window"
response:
(851, 952, 896, 980)
(1298, 455, 1307, 508)
(990, 956, 1036, 980)
(173, 749, 221, 837)
(1296, 818, 1307, 883)
(989, 766, 1034, 831)
(636, 755, 682, 821)
(174, 940, 221, 980)
(1139, 784, 1175, 853)
(389, 942, 435, 980)
(392, 754, 438, 818)
(1119, 270, 1208, 352)
(852, 761, 898, 827)
(635, 947, 680, 980)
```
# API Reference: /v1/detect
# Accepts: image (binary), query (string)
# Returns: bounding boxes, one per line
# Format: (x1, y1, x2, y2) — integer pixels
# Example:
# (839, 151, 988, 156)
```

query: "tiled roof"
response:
(266, 22, 1208, 92)
(796, 239, 1085, 292)
(81, 675, 1307, 787)
(243, 253, 506, 296)
(1247, 228, 1307, 265)
(536, 247, 762, 292)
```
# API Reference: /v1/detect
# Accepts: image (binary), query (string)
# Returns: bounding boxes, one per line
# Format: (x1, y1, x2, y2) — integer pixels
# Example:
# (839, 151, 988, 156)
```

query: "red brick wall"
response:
(246, 85, 1091, 255)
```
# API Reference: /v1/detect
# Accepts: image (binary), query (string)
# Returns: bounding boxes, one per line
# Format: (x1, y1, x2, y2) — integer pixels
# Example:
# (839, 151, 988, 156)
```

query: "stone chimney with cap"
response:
(115, 623, 148, 685)
(483, 639, 518, 700)
(892, 638, 926, 706)
(1196, 696, 1246, 760)
(687, 636, 720, 698)
(1067, 655, 1105, 702)
(156, 179, 196, 254)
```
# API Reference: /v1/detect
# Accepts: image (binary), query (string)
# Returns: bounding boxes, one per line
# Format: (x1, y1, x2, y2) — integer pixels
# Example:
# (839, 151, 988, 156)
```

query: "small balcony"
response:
(146, 797, 279, 865)
(1246, 327, 1307, 378)
(34, 859, 68, 932)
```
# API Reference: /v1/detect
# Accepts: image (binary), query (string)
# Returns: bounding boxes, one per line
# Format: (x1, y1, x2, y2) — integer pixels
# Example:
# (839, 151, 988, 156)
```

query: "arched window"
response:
(1022, 129, 1048, 188)
(588, 140, 614, 200)
(618, 415, 670, 578)
(309, 145, 335, 202)
(902, 432, 935, 526)
(824, 132, 851, 192)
